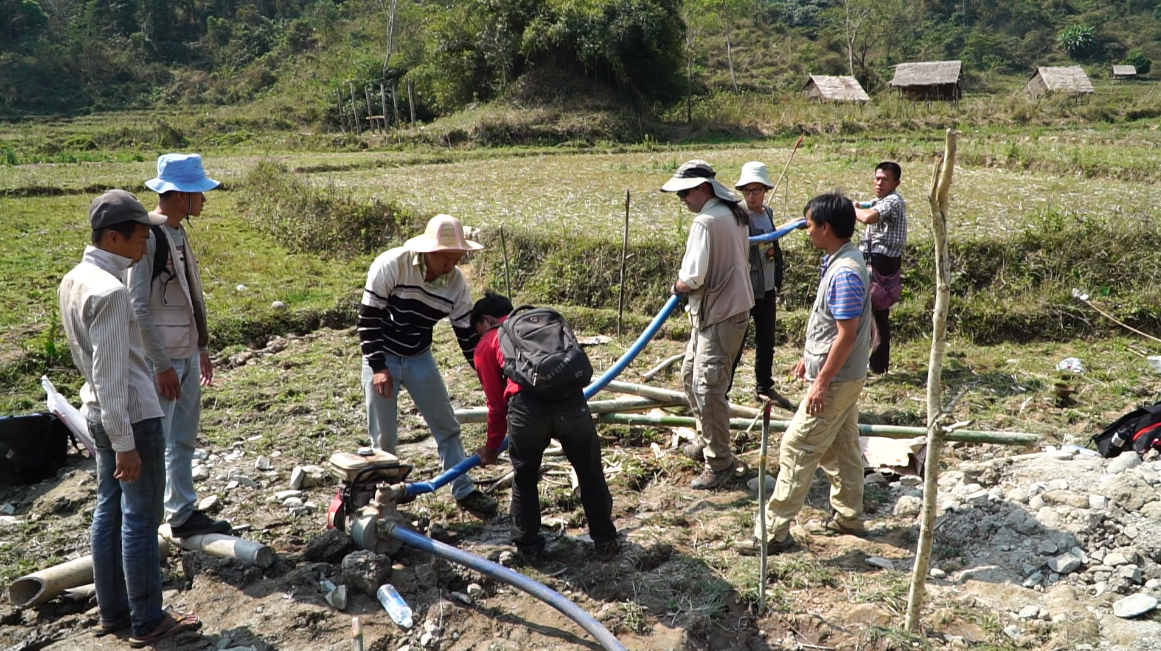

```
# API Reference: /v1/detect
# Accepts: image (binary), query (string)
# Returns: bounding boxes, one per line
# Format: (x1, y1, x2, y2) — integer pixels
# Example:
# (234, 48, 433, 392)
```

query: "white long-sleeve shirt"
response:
(59, 247, 164, 452)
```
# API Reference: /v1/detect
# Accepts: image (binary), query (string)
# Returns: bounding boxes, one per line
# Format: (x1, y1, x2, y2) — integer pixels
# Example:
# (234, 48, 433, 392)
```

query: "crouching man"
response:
(738, 193, 872, 555)
(470, 292, 619, 559)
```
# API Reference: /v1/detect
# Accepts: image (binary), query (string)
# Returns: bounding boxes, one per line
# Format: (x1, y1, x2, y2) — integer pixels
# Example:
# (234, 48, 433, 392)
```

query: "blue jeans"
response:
(361, 352, 474, 500)
(89, 417, 166, 638)
(155, 355, 201, 527)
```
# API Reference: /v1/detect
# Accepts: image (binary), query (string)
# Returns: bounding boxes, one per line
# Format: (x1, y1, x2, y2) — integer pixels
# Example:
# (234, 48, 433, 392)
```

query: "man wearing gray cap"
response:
(126, 153, 230, 538)
(661, 160, 754, 489)
(59, 190, 201, 645)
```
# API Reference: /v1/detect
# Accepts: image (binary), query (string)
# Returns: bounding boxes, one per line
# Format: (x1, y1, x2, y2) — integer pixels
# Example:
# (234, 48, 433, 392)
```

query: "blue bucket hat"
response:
(145, 153, 221, 194)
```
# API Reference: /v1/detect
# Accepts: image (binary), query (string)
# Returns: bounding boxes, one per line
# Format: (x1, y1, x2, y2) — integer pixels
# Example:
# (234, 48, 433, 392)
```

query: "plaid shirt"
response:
(860, 191, 907, 258)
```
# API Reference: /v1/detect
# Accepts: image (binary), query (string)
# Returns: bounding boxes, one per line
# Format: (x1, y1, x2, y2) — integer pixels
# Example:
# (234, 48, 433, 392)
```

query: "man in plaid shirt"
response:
(855, 162, 906, 374)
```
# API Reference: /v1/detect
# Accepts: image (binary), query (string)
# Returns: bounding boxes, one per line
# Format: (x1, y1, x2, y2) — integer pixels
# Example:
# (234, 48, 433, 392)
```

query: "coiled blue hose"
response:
(387, 525, 627, 651)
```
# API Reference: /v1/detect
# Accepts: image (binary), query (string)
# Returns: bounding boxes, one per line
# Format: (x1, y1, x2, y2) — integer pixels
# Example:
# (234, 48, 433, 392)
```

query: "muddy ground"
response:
(2, 326, 1159, 651)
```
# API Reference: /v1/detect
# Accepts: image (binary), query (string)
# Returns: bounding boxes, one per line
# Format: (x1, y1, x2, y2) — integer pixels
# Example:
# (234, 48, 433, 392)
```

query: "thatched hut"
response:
(1023, 66, 1094, 97)
(1112, 65, 1138, 80)
(888, 61, 964, 100)
(803, 75, 870, 103)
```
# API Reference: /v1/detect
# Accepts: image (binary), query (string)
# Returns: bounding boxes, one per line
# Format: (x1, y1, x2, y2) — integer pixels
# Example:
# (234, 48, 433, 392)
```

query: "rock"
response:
(1023, 571, 1044, 588)
(1112, 593, 1159, 618)
(1044, 490, 1089, 509)
(290, 466, 306, 490)
(234, 475, 257, 489)
(746, 475, 776, 494)
(419, 632, 435, 648)
(197, 495, 220, 513)
(498, 551, 516, 567)
(271, 301, 287, 311)
(1037, 540, 1059, 555)
(1002, 625, 1022, 641)
(1048, 553, 1082, 575)
(283, 497, 303, 507)
(1142, 502, 1161, 521)
(292, 465, 328, 489)
(1089, 494, 1108, 510)
(274, 490, 302, 500)
(236, 284, 247, 292)
(466, 583, 484, 598)
(255, 456, 273, 471)
(304, 529, 355, 564)
(1107, 454, 1143, 474)
(1117, 565, 1143, 584)
(929, 568, 946, 579)
(192, 466, 210, 481)
(1105, 552, 1134, 567)
(893, 496, 923, 516)
(866, 557, 895, 570)
(325, 585, 348, 610)
(1008, 488, 1030, 504)
(450, 591, 472, 606)
(864, 473, 889, 487)
(1046, 479, 1069, 491)
(1028, 495, 1046, 511)
(899, 475, 922, 487)
(225, 480, 239, 491)
(1018, 605, 1040, 619)
(341, 551, 392, 597)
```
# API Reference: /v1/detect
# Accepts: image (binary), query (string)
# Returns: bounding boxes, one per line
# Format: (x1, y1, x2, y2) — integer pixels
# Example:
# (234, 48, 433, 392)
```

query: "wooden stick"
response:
(618, 190, 631, 338)
(641, 353, 686, 381)
(1075, 294, 1161, 344)
(906, 128, 958, 633)
(757, 402, 772, 616)
(349, 82, 361, 135)
(769, 135, 805, 200)
(498, 224, 513, 299)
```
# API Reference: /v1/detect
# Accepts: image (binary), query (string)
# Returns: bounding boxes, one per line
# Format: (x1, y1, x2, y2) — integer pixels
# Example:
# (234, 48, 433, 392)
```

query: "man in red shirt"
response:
(470, 292, 618, 558)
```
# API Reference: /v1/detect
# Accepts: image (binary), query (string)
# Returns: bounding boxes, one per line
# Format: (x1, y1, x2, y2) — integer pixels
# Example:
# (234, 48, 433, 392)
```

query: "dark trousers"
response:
(868, 254, 901, 374)
(731, 289, 777, 395)
(507, 391, 617, 552)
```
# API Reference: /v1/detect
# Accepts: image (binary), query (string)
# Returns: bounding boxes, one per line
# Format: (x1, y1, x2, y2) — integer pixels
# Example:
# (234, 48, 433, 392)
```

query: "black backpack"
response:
(149, 225, 172, 283)
(498, 306, 593, 400)
(0, 413, 72, 485)
(1093, 402, 1161, 458)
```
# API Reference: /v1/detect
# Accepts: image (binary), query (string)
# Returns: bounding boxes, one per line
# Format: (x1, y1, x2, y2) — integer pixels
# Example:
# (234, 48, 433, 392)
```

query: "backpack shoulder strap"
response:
(150, 225, 170, 283)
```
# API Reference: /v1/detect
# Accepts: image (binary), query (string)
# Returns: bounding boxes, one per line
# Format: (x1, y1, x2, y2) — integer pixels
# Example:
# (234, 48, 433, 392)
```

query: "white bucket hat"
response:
(735, 161, 774, 189)
(660, 160, 739, 203)
(404, 214, 484, 253)
(145, 153, 221, 194)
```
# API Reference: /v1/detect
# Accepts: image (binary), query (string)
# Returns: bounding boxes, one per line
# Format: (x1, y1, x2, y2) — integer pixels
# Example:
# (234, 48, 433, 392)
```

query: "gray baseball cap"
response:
(89, 190, 166, 230)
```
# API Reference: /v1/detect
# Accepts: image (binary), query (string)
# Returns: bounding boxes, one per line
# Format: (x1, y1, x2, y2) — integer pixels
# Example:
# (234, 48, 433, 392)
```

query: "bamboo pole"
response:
(602, 380, 761, 418)
(380, 84, 388, 132)
(641, 353, 686, 381)
(336, 89, 346, 134)
(757, 402, 771, 616)
(617, 190, 631, 338)
(454, 396, 677, 424)
(364, 85, 375, 133)
(905, 128, 958, 633)
(349, 82, 361, 135)
(407, 82, 416, 126)
(594, 413, 1038, 446)
(498, 224, 513, 299)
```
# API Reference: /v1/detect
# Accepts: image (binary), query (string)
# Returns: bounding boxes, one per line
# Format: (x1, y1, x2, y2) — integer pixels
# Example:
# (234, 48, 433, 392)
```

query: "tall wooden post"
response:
(407, 82, 416, 127)
(364, 85, 375, 133)
(617, 190, 631, 337)
(380, 84, 388, 131)
(336, 89, 346, 134)
(349, 82, 362, 135)
(905, 128, 958, 633)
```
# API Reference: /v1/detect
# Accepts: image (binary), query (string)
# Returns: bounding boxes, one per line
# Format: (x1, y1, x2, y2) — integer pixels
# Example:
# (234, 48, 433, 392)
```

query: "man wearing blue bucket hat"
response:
(126, 153, 230, 538)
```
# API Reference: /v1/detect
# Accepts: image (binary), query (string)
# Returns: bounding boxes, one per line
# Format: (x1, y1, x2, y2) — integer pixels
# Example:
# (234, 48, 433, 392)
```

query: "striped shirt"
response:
(58, 247, 165, 452)
(358, 247, 479, 372)
(860, 191, 907, 258)
(826, 267, 866, 320)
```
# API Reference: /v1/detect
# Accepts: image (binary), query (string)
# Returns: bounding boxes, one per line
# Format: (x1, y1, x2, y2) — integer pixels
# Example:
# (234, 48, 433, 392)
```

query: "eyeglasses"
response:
(741, 188, 768, 196)
(676, 190, 691, 199)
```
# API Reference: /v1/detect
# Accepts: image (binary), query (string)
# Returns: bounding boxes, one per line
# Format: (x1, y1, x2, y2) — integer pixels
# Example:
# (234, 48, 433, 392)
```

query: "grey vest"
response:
(804, 242, 872, 383)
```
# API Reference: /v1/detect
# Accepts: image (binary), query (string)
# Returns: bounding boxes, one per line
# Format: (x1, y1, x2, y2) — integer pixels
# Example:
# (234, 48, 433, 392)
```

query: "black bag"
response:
(0, 413, 72, 485)
(498, 305, 593, 400)
(1093, 402, 1161, 458)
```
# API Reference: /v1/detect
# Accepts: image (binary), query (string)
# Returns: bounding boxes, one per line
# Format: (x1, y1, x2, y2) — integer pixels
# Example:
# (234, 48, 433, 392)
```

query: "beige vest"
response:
(148, 223, 208, 359)
(688, 199, 754, 329)
(804, 242, 872, 383)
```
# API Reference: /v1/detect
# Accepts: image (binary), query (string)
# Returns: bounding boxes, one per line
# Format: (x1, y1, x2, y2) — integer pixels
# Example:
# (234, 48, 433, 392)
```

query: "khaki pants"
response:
(755, 378, 865, 542)
(682, 311, 748, 471)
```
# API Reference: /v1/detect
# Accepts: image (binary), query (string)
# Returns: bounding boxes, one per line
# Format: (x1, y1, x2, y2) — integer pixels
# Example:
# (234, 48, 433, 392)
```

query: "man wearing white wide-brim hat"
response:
(127, 153, 231, 538)
(357, 214, 498, 516)
(661, 160, 754, 490)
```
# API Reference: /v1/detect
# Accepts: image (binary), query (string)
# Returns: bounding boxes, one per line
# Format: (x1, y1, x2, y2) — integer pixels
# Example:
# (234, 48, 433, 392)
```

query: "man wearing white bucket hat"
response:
(127, 153, 231, 538)
(357, 214, 498, 516)
(662, 160, 754, 490)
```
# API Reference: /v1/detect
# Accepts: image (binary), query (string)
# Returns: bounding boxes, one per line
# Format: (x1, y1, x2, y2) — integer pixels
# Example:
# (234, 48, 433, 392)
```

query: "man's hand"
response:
(114, 449, 142, 482)
(791, 358, 806, 382)
(156, 368, 181, 401)
(200, 350, 214, 387)
(475, 445, 500, 467)
(805, 378, 829, 417)
(371, 369, 394, 398)
(672, 279, 691, 295)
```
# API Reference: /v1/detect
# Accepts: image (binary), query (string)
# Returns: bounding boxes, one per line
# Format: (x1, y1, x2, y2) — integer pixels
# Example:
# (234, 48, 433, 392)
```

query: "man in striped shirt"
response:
(738, 193, 872, 555)
(59, 190, 201, 644)
(358, 214, 497, 516)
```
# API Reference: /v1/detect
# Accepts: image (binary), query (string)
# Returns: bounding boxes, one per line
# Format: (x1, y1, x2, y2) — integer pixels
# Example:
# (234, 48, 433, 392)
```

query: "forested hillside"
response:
(1, 0, 1158, 122)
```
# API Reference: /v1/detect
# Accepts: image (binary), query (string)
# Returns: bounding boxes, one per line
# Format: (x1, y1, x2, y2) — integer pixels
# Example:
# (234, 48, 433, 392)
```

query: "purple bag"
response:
(870, 267, 902, 311)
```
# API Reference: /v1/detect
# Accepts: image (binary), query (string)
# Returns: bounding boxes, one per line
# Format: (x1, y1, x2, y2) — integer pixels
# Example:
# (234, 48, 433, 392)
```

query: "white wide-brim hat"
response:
(660, 160, 740, 203)
(735, 161, 775, 189)
(405, 214, 484, 253)
(145, 153, 221, 194)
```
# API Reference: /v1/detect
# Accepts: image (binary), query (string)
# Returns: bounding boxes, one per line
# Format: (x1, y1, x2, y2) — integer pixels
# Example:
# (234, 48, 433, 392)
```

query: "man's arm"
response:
(854, 206, 880, 225)
(357, 255, 399, 374)
(674, 220, 710, 294)
(88, 288, 138, 453)
(449, 286, 481, 365)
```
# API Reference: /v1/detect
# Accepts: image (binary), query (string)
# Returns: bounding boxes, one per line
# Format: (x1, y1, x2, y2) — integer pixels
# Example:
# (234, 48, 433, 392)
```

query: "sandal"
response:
(95, 615, 131, 637)
(128, 612, 201, 648)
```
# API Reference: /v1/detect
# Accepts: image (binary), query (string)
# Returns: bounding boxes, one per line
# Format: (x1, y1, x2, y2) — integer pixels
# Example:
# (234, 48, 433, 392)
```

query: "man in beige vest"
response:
(662, 160, 754, 489)
(127, 153, 230, 538)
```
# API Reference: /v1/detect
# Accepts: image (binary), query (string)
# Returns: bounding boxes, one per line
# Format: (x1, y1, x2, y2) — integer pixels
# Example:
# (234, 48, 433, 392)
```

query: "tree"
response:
(1123, 48, 1152, 75)
(0, 0, 49, 47)
(824, 0, 902, 77)
(1055, 23, 1095, 59)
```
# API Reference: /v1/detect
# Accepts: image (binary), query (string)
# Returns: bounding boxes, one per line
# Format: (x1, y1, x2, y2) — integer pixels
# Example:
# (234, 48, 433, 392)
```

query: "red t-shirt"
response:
(473, 318, 521, 450)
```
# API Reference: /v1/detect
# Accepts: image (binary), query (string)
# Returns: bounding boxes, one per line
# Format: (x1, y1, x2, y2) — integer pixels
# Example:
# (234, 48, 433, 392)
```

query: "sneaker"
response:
(593, 539, 621, 561)
(455, 490, 498, 517)
(690, 460, 747, 490)
(682, 442, 705, 462)
(735, 534, 797, 556)
(171, 511, 232, 538)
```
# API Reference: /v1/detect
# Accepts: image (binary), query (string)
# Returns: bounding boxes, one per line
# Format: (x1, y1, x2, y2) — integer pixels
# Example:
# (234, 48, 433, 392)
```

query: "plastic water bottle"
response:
(376, 584, 413, 628)
(856, 200, 874, 209)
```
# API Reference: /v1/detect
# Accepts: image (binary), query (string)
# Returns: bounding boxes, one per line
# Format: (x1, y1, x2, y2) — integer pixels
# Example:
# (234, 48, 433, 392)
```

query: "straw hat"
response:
(735, 161, 774, 189)
(404, 215, 484, 253)
(660, 160, 739, 203)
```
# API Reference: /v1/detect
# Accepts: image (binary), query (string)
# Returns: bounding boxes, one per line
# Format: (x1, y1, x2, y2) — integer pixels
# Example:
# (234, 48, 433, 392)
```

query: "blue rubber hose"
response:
(748, 218, 805, 243)
(388, 525, 627, 651)
(406, 220, 803, 497)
